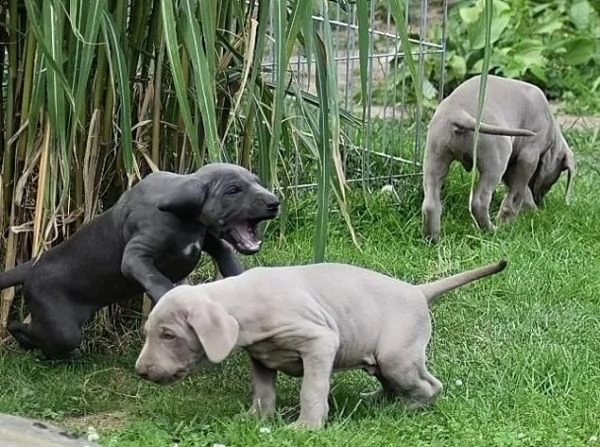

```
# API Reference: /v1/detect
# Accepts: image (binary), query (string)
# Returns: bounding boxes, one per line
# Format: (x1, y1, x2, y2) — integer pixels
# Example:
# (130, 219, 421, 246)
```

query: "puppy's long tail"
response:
(0, 260, 33, 290)
(453, 110, 536, 137)
(418, 260, 507, 305)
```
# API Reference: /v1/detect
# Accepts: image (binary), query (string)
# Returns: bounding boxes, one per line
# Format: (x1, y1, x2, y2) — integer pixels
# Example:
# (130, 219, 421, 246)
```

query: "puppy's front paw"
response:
(496, 209, 516, 225)
(422, 232, 440, 244)
(288, 418, 324, 431)
(247, 403, 275, 420)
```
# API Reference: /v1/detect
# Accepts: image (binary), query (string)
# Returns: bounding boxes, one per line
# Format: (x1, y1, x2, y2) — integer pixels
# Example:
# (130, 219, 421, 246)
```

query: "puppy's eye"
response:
(225, 185, 242, 195)
(160, 331, 176, 340)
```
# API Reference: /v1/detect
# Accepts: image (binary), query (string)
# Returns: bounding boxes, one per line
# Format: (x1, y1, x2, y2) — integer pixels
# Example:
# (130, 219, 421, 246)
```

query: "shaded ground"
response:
(0, 413, 101, 447)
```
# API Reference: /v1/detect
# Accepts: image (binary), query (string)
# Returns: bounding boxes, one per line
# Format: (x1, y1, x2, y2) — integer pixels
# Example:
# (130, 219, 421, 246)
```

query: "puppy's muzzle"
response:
(265, 196, 280, 216)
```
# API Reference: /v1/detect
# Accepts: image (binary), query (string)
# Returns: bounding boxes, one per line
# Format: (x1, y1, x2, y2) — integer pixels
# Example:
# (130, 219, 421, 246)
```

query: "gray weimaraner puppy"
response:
(135, 259, 507, 429)
(2, 163, 279, 360)
(422, 74, 576, 242)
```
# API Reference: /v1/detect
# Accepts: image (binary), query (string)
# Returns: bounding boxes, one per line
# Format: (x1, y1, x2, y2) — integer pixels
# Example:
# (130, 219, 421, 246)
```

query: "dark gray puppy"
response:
(1, 163, 279, 359)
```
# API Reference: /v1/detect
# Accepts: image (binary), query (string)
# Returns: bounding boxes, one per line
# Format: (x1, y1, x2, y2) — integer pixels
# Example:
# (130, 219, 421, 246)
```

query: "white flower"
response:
(589, 435, 598, 443)
(212, 444, 227, 447)
(380, 184, 394, 195)
(259, 427, 271, 434)
(454, 379, 463, 386)
(86, 427, 100, 442)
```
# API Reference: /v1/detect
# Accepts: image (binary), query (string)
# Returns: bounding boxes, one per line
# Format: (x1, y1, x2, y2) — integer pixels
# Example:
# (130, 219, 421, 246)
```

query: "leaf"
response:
(470, 9, 510, 49)
(468, 0, 493, 229)
(459, 3, 482, 24)
(356, 0, 373, 194)
(160, 0, 200, 162)
(528, 64, 548, 84)
(356, 0, 370, 134)
(266, 0, 287, 189)
(535, 14, 564, 34)
(422, 78, 438, 100)
(284, 0, 308, 61)
(312, 30, 331, 262)
(181, 0, 221, 162)
(563, 37, 596, 65)
(241, 0, 271, 171)
(569, 0, 593, 31)
(102, 10, 134, 174)
(319, 4, 353, 245)
(388, 0, 423, 111)
(23, 0, 76, 112)
(448, 54, 467, 79)
(511, 39, 547, 68)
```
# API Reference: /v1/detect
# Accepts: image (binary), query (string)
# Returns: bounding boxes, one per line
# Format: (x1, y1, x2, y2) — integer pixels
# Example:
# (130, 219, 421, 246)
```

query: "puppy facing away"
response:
(422, 74, 576, 243)
(1, 163, 280, 359)
(135, 259, 507, 429)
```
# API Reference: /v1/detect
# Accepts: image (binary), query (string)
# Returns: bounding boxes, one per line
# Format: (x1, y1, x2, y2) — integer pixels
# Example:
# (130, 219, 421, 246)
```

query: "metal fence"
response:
(261, 0, 448, 190)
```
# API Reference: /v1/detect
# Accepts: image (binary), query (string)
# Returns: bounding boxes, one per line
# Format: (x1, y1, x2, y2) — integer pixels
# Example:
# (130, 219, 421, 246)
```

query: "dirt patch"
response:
(550, 103, 600, 130)
(60, 411, 129, 433)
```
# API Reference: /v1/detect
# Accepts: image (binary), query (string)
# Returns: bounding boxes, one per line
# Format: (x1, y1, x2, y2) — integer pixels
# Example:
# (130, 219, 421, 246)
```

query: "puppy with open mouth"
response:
(2, 163, 280, 360)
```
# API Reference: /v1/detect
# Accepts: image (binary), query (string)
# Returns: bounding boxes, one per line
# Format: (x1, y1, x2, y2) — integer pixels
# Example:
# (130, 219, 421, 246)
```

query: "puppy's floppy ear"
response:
(157, 178, 207, 215)
(187, 299, 239, 363)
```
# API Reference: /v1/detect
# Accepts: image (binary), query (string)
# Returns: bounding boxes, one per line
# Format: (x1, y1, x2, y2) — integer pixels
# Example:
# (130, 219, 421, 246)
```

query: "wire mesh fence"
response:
(260, 0, 449, 191)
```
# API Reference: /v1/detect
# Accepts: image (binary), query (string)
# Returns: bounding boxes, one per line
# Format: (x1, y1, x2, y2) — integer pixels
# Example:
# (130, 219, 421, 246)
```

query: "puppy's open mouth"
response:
(222, 219, 264, 255)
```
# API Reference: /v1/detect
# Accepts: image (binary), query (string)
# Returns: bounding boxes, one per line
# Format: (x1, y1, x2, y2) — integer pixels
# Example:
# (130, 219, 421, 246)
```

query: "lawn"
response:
(1, 126, 599, 446)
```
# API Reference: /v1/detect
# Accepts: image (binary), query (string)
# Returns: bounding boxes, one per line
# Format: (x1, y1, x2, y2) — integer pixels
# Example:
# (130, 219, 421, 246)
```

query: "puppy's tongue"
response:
(232, 223, 262, 254)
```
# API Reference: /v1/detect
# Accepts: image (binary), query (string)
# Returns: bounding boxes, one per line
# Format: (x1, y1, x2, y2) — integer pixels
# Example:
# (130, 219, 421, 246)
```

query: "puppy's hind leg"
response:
(7, 321, 37, 351)
(375, 348, 443, 410)
(470, 137, 511, 232)
(497, 152, 539, 224)
(249, 357, 277, 418)
(10, 318, 84, 360)
(521, 187, 538, 212)
(15, 301, 91, 360)
(421, 141, 452, 243)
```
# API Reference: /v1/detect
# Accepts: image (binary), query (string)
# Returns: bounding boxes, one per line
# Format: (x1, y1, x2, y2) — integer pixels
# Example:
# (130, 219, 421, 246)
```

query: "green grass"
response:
(1, 127, 600, 446)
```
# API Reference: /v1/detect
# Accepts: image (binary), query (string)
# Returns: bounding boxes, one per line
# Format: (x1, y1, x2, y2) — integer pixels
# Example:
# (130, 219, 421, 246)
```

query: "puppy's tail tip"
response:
(453, 110, 536, 137)
(419, 258, 508, 304)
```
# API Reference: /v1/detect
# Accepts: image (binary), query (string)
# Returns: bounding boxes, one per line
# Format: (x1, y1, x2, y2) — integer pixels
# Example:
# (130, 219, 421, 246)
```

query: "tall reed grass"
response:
(0, 0, 492, 340)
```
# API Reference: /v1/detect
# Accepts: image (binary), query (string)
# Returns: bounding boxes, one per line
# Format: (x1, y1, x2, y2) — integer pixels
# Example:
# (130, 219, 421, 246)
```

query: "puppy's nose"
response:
(266, 198, 280, 213)
(135, 363, 151, 379)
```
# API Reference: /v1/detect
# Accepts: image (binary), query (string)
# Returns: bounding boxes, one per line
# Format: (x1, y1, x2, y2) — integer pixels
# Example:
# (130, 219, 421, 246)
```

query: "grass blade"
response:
(197, 0, 216, 81)
(356, 0, 370, 190)
(43, 0, 70, 210)
(388, 0, 423, 111)
(266, 0, 287, 189)
(312, 27, 332, 262)
(102, 9, 134, 175)
(468, 0, 493, 227)
(71, 0, 104, 122)
(23, 0, 75, 111)
(181, 0, 221, 162)
(161, 0, 200, 163)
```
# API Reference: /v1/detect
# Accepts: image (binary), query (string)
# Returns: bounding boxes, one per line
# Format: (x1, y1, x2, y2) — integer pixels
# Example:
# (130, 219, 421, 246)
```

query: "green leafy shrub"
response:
(373, 0, 600, 113)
